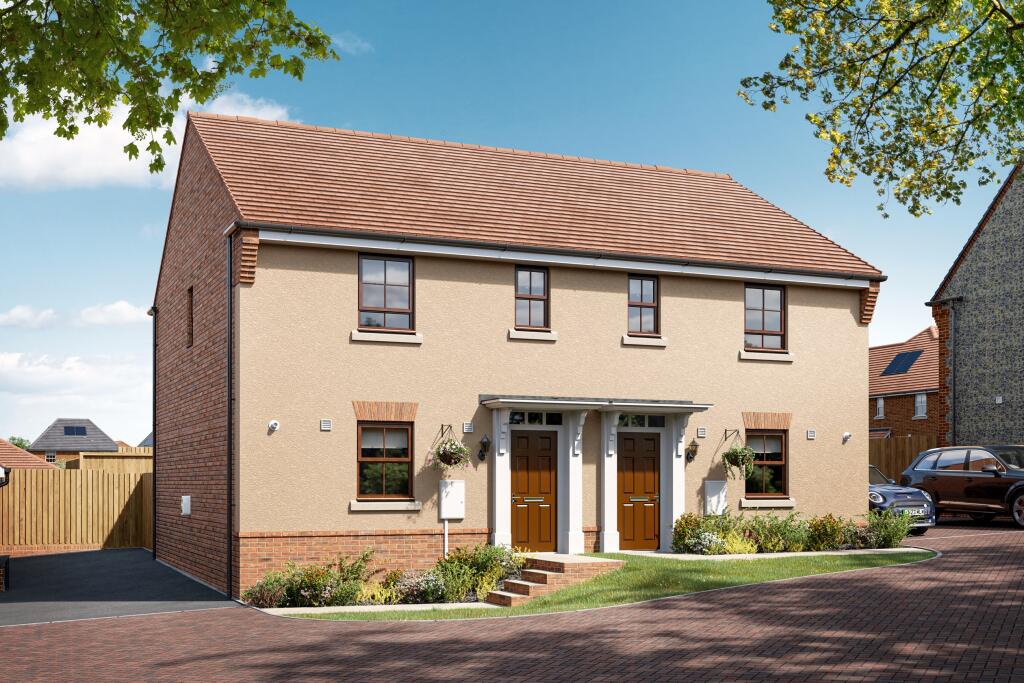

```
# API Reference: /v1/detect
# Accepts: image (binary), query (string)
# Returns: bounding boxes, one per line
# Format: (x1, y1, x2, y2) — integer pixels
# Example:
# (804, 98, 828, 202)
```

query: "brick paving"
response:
(3, 521, 1022, 682)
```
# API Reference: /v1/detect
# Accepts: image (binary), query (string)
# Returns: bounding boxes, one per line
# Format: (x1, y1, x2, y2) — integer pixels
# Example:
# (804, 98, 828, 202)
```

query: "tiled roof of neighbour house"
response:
(187, 113, 884, 281)
(0, 438, 57, 469)
(29, 418, 118, 453)
(138, 432, 153, 447)
(869, 327, 940, 397)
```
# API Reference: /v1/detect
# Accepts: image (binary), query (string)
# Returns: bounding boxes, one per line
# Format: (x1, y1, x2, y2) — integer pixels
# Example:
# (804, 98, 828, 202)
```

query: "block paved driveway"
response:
(3, 522, 1022, 682)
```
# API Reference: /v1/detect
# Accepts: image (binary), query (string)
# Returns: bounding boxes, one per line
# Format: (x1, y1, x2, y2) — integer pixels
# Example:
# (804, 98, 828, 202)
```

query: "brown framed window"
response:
(186, 286, 194, 348)
(359, 255, 414, 332)
(744, 285, 785, 351)
(744, 431, 787, 497)
(357, 422, 413, 499)
(628, 275, 659, 336)
(515, 266, 549, 330)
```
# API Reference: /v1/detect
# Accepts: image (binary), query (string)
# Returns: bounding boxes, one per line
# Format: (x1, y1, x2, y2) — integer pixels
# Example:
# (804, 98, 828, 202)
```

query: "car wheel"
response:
(909, 528, 928, 536)
(969, 512, 996, 523)
(1012, 493, 1024, 529)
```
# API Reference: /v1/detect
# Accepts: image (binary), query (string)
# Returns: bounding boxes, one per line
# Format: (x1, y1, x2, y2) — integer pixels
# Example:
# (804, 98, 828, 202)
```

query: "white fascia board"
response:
(258, 229, 871, 289)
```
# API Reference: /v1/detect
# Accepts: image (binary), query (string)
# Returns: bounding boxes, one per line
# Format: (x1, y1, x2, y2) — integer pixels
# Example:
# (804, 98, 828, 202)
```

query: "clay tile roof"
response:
(187, 113, 883, 280)
(869, 326, 940, 396)
(0, 438, 56, 469)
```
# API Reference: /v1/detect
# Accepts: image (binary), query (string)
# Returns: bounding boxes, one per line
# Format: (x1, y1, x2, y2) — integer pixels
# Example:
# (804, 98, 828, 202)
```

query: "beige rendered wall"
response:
(236, 244, 869, 534)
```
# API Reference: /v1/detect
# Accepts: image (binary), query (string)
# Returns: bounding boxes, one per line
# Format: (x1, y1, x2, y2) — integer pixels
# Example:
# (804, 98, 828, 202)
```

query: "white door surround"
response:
(484, 396, 711, 555)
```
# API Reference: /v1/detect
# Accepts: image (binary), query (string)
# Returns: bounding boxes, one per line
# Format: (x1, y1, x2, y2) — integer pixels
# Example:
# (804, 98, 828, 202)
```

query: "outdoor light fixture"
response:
(842, 432, 853, 444)
(685, 439, 699, 463)
(478, 434, 492, 461)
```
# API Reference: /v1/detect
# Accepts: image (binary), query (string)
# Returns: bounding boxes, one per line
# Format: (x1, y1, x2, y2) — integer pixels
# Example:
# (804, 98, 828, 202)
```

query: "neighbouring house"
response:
(138, 433, 153, 448)
(868, 326, 941, 440)
(152, 112, 885, 596)
(0, 438, 57, 470)
(929, 166, 1024, 446)
(28, 418, 118, 467)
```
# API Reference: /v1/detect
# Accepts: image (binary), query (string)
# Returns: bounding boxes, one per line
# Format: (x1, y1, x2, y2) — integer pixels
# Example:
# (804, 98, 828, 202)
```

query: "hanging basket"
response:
(721, 445, 755, 480)
(428, 426, 471, 472)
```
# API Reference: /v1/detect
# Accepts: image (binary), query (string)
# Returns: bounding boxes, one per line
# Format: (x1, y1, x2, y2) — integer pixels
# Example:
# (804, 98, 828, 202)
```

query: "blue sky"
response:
(0, 1, 1001, 444)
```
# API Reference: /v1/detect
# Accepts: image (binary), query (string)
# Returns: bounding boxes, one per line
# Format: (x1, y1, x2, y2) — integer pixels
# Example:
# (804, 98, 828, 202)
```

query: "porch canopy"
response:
(480, 394, 712, 553)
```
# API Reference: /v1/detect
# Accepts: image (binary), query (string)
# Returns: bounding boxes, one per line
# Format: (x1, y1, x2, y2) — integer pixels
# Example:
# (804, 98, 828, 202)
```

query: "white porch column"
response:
(561, 410, 587, 554)
(661, 413, 690, 551)
(599, 411, 621, 553)
(491, 408, 512, 547)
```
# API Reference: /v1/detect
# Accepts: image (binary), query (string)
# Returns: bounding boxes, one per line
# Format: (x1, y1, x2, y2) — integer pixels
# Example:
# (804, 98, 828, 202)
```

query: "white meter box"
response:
(439, 480, 465, 520)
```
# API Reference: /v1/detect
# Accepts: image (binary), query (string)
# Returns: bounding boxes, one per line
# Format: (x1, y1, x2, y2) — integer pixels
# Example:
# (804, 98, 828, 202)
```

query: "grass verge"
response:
(293, 549, 933, 622)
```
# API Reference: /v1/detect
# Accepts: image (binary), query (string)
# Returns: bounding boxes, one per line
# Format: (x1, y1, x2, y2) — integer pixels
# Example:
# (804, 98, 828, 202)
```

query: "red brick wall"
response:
(154, 119, 241, 594)
(868, 392, 941, 439)
(932, 305, 952, 446)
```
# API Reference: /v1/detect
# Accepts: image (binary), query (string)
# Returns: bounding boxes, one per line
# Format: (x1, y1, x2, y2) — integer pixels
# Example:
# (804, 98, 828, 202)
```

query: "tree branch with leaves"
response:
(740, 0, 1024, 216)
(0, 0, 337, 172)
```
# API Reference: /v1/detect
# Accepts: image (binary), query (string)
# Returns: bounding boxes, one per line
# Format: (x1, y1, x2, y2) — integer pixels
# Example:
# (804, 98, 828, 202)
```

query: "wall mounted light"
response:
(842, 432, 852, 444)
(478, 434, 492, 461)
(685, 439, 699, 463)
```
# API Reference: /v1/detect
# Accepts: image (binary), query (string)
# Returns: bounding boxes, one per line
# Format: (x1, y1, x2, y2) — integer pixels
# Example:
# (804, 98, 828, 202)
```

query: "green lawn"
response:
(294, 549, 933, 622)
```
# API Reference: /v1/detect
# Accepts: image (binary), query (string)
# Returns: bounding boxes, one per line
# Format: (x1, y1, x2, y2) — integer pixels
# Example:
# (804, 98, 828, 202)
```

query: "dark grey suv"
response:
(900, 446, 1024, 528)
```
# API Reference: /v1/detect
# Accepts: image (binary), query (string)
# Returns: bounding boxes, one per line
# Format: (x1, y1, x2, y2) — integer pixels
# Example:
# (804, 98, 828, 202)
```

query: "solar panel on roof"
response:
(63, 425, 87, 436)
(881, 350, 922, 376)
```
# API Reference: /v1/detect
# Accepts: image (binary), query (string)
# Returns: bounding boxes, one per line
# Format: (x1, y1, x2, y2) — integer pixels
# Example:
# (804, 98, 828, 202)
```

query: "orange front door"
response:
(618, 432, 660, 550)
(511, 430, 557, 552)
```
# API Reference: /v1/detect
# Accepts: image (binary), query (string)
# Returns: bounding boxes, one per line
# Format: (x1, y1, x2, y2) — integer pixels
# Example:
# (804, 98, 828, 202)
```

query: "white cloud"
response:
(0, 91, 291, 190)
(333, 31, 373, 56)
(0, 305, 57, 328)
(0, 352, 151, 444)
(77, 301, 150, 326)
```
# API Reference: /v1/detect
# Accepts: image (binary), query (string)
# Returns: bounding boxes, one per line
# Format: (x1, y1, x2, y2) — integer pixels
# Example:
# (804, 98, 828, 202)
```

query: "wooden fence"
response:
(869, 434, 937, 479)
(0, 469, 152, 554)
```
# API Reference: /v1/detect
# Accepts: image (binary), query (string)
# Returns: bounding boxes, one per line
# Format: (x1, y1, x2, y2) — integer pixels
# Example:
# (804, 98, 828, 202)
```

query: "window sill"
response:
(508, 328, 558, 342)
(738, 350, 793, 363)
(349, 500, 422, 512)
(350, 330, 423, 345)
(740, 497, 796, 509)
(874, 416, 885, 421)
(622, 335, 667, 348)
(912, 416, 928, 420)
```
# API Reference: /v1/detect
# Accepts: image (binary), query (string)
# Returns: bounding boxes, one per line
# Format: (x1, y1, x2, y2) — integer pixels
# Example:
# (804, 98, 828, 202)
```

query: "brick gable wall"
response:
(154, 121, 241, 593)
(868, 393, 941, 440)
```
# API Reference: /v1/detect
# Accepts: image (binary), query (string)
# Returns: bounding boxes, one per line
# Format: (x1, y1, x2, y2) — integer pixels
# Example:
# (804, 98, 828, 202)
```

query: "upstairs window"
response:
(357, 423, 413, 499)
(359, 256, 413, 332)
(914, 393, 927, 418)
(744, 285, 785, 351)
(45, 451, 56, 463)
(627, 275, 659, 336)
(515, 266, 549, 330)
(875, 397, 885, 419)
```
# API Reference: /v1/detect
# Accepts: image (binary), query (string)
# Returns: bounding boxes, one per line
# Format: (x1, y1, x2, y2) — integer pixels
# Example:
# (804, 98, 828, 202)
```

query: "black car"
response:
(869, 465, 935, 535)
(900, 445, 1024, 528)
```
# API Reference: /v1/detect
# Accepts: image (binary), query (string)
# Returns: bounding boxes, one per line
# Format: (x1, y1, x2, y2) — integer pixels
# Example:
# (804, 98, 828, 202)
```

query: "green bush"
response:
(241, 570, 288, 608)
(434, 561, 476, 602)
(672, 513, 703, 553)
(444, 544, 524, 580)
(240, 548, 376, 608)
(868, 509, 914, 548)
(746, 513, 808, 553)
(722, 530, 757, 554)
(685, 530, 726, 554)
(806, 514, 856, 551)
(473, 564, 505, 600)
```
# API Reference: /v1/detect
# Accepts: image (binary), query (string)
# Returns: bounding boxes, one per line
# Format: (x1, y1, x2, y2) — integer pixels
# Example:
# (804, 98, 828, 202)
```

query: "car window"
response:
(967, 450, 1004, 472)
(991, 447, 1024, 469)
(935, 449, 968, 471)
(868, 466, 890, 485)
(914, 453, 940, 470)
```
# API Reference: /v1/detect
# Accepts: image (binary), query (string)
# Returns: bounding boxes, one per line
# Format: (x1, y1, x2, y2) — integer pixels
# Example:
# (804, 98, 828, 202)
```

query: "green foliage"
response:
(685, 530, 726, 555)
(721, 446, 756, 480)
(806, 514, 856, 551)
(674, 512, 869, 555)
(240, 548, 375, 608)
(240, 570, 288, 608)
(433, 560, 476, 603)
(867, 509, 914, 548)
(671, 513, 703, 553)
(740, 1, 1024, 216)
(443, 543, 525, 579)
(473, 564, 505, 600)
(0, 0, 337, 171)
(722, 530, 758, 555)
(746, 513, 808, 553)
(7, 436, 30, 450)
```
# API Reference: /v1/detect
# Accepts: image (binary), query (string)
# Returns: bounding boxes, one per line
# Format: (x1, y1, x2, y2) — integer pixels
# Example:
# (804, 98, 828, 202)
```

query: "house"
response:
(28, 418, 118, 467)
(0, 438, 57, 470)
(929, 165, 1024, 445)
(138, 433, 153, 448)
(868, 327, 940, 440)
(152, 112, 884, 596)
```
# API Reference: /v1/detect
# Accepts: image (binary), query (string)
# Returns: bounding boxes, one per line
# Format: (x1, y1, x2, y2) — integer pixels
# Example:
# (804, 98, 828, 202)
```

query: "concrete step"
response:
(520, 568, 567, 585)
(502, 578, 551, 597)
(485, 589, 529, 607)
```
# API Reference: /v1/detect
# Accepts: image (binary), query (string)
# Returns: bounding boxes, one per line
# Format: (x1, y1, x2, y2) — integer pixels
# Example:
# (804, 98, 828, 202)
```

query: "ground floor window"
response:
(744, 431, 787, 497)
(914, 393, 927, 418)
(357, 423, 413, 499)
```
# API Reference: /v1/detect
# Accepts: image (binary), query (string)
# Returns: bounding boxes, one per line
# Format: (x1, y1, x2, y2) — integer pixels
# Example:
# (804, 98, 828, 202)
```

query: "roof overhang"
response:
(244, 223, 882, 289)
(479, 394, 713, 414)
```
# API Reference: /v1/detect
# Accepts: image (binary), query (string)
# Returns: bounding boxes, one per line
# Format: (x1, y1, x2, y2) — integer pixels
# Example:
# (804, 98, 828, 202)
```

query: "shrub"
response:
(434, 561, 476, 602)
(672, 513, 703, 553)
(699, 513, 741, 538)
(445, 544, 524, 580)
(807, 514, 856, 551)
(473, 564, 505, 600)
(685, 530, 725, 555)
(397, 570, 446, 604)
(868, 509, 913, 548)
(746, 513, 808, 553)
(241, 570, 288, 608)
(722, 530, 757, 554)
(240, 548, 376, 608)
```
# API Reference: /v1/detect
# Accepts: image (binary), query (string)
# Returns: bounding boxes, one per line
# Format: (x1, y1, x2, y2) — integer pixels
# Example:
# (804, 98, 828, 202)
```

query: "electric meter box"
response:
(439, 480, 465, 520)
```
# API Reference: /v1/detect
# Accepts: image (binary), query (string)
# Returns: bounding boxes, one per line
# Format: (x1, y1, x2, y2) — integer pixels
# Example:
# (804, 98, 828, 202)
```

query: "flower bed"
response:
(672, 510, 913, 556)
(241, 544, 525, 609)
